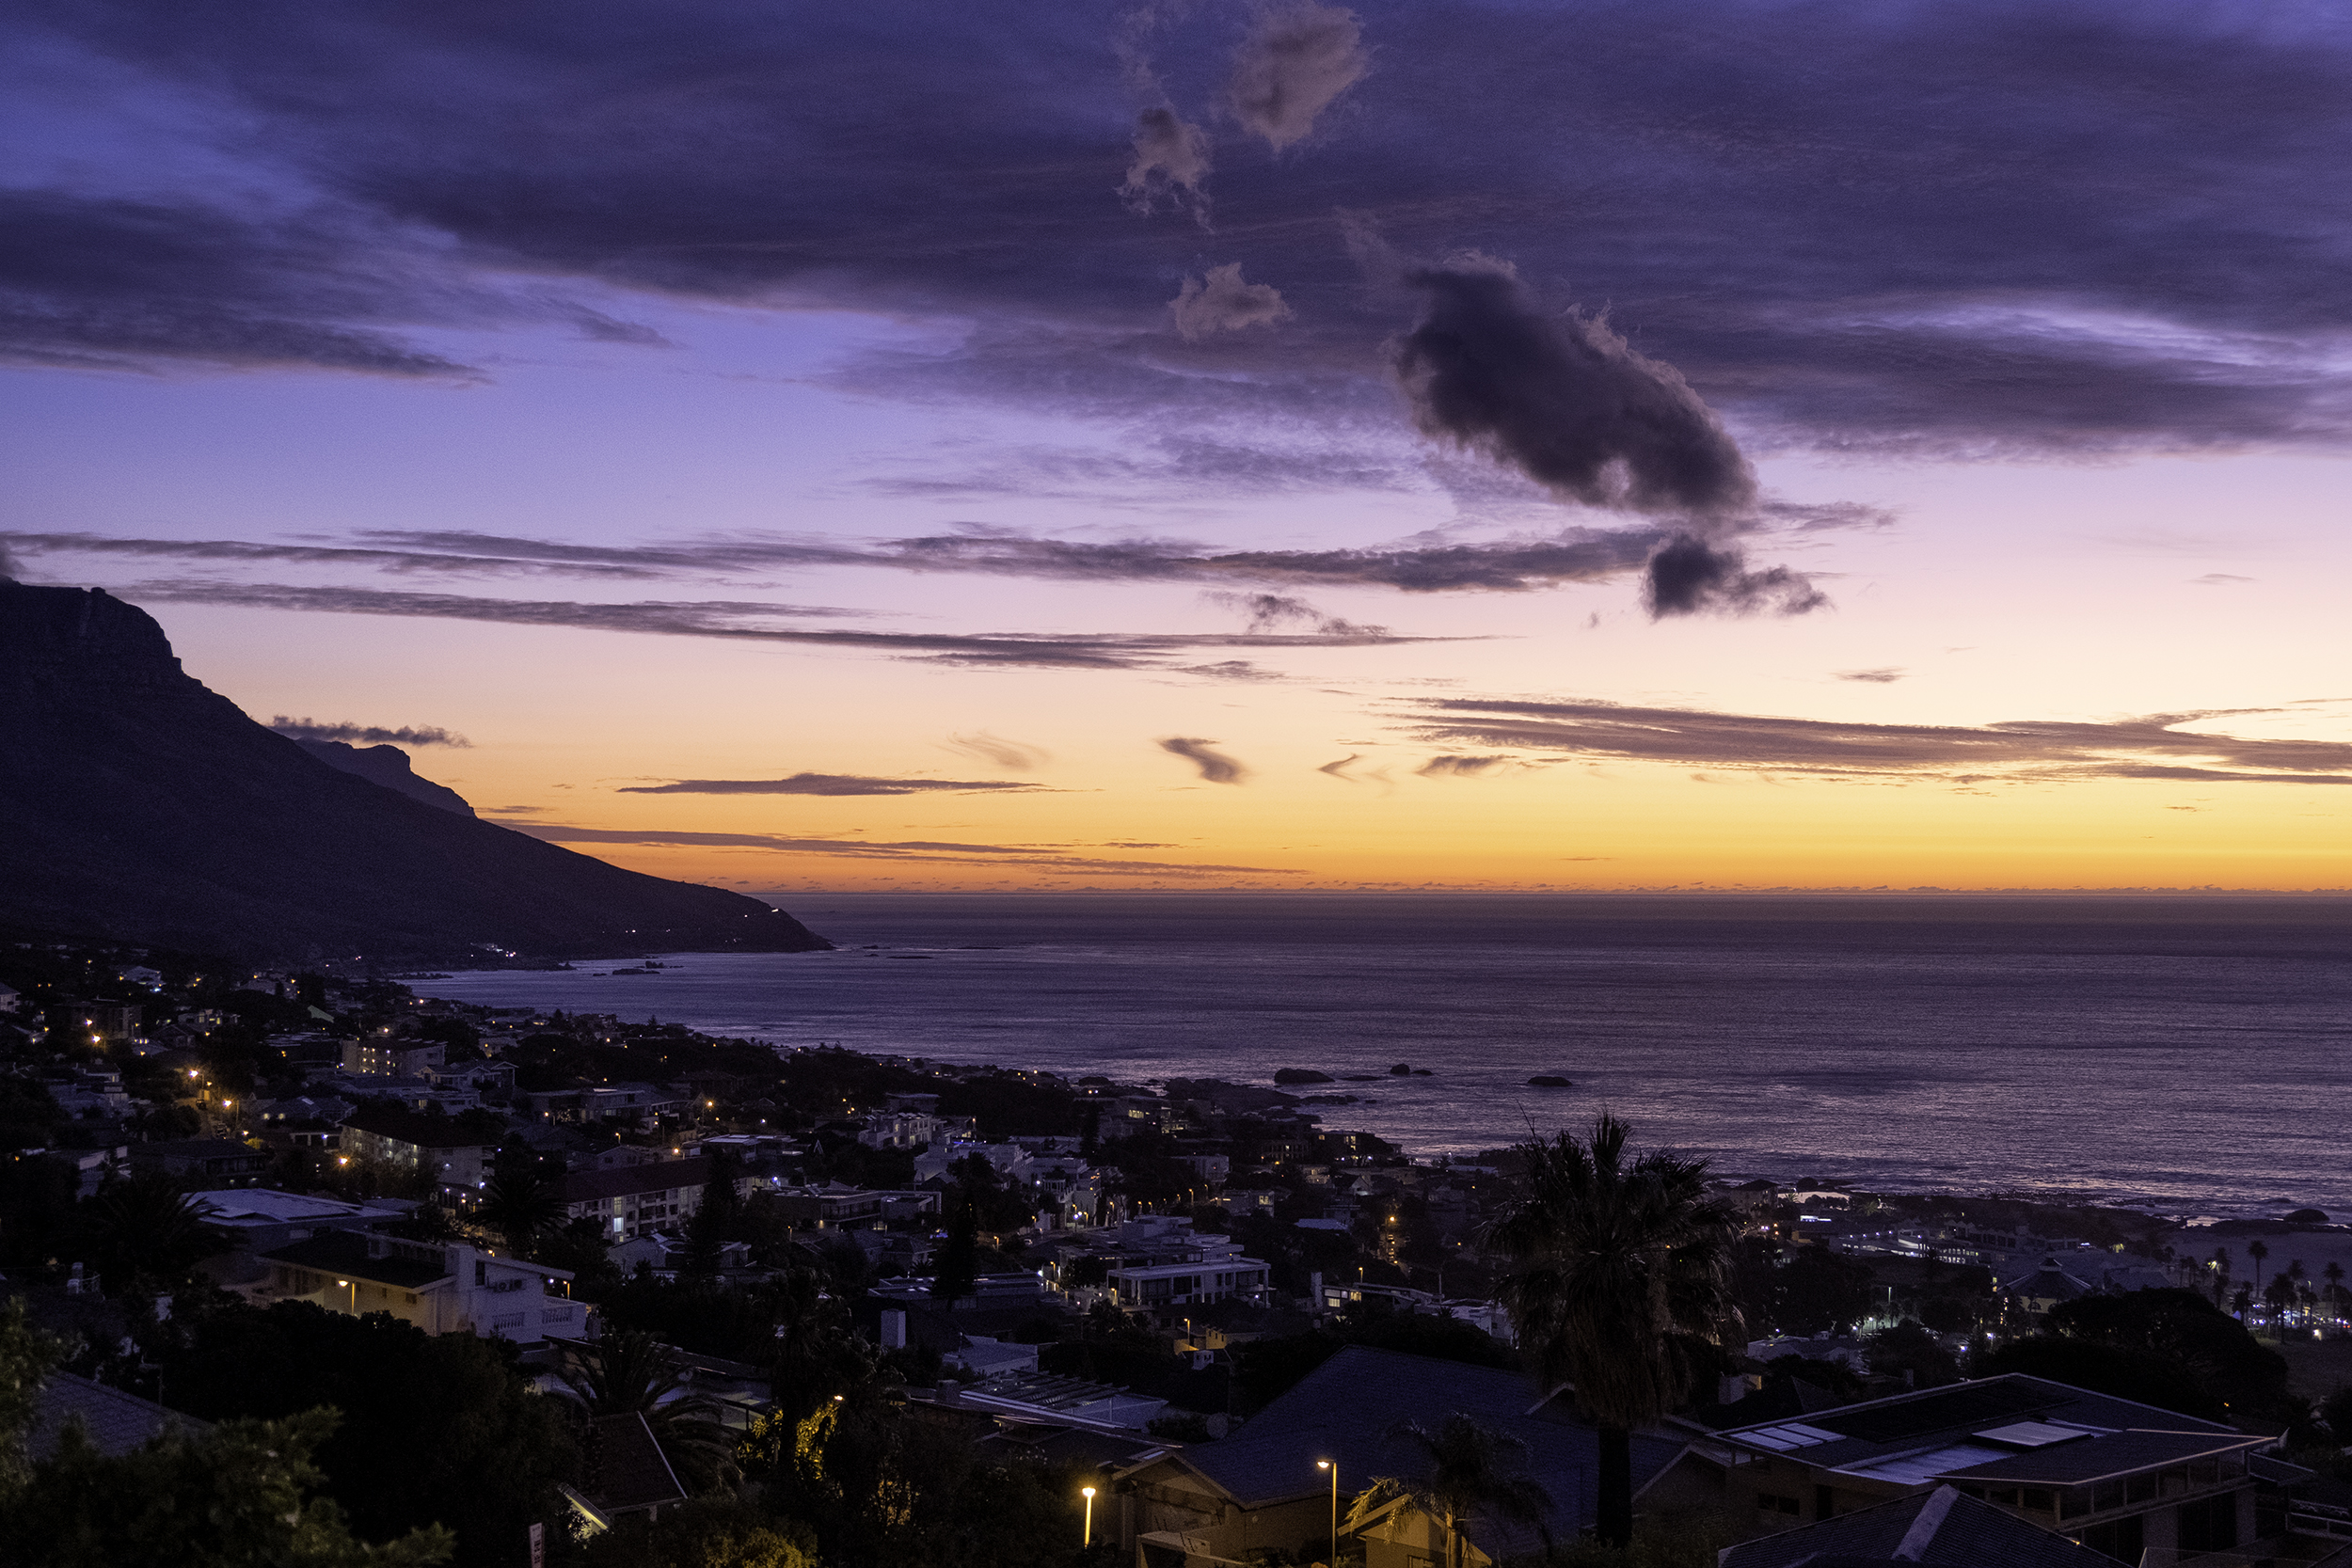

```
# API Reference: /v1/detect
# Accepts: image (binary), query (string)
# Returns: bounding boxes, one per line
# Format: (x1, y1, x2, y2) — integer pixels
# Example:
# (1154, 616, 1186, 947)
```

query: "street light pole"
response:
(1081, 1485, 1096, 1547)
(1317, 1459, 1337, 1566)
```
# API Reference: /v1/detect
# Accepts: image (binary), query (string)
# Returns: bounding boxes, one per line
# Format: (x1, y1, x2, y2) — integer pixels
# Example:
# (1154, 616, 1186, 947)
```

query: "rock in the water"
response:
(1273, 1068, 1333, 1085)
(1527, 1075, 1573, 1088)
(1388, 1063, 1412, 1076)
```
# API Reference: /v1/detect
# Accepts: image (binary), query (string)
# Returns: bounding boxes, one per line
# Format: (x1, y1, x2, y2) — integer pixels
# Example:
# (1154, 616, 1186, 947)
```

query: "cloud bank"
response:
(617, 773, 1046, 797)
(269, 717, 470, 746)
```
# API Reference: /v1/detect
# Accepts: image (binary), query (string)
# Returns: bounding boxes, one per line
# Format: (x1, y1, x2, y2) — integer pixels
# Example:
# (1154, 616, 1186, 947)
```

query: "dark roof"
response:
(341, 1103, 488, 1150)
(129, 1138, 265, 1162)
(30, 1373, 210, 1458)
(262, 1230, 453, 1289)
(1175, 1346, 1684, 1555)
(559, 1157, 713, 1205)
(1716, 1374, 2236, 1479)
(977, 1421, 1168, 1469)
(589, 1412, 688, 1513)
(1936, 1427, 2265, 1485)
(1721, 1485, 2118, 1568)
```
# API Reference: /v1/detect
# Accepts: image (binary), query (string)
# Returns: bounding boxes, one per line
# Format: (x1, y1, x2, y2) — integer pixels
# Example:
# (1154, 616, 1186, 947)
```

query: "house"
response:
(188, 1187, 411, 1252)
(253, 1230, 581, 1343)
(338, 1104, 495, 1190)
(30, 1373, 208, 1458)
(1700, 1373, 2268, 1561)
(570, 1413, 689, 1527)
(940, 1370, 1168, 1432)
(525, 1084, 688, 1126)
(1107, 1257, 1271, 1312)
(859, 1110, 940, 1149)
(1116, 1347, 1687, 1566)
(557, 1156, 755, 1240)
(1718, 1483, 2121, 1567)
(342, 1038, 446, 1077)
(914, 1140, 1035, 1186)
(126, 1138, 272, 1187)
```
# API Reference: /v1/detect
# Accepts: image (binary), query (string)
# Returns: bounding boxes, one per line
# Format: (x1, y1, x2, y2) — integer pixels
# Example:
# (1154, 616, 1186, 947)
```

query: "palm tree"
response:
(80, 1174, 225, 1292)
(1359, 1414, 1554, 1568)
(2209, 1247, 2232, 1308)
(557, 1330, 735, 1492)
(1486, 1114, 1742, 1549)
(2324, 1262, 2344, 1323)
(478, 1168, 563, 1253)
(2249, 1240, 2270, 1299)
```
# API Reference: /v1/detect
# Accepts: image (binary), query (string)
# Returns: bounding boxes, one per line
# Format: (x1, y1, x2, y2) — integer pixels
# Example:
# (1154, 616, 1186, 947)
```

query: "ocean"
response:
(417, 893, 2352, 1220)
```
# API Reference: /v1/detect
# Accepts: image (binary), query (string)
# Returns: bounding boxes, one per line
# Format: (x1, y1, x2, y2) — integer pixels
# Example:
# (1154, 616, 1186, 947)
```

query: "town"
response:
(3, 940, 2351, 1568)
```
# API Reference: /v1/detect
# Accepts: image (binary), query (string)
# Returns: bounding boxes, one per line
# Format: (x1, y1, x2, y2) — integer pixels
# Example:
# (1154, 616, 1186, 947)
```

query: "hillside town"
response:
(6, 941, 2352, 1568)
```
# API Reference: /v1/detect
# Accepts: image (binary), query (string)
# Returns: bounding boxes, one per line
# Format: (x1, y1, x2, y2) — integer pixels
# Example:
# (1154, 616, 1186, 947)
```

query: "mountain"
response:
(294, 737, 477, 816)
(0, 580, 831, 962)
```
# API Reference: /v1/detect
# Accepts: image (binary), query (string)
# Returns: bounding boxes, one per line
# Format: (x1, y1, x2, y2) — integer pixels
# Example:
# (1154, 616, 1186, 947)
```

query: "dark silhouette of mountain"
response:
(0, 580, 831, 962)
(294, 737, 477, 816)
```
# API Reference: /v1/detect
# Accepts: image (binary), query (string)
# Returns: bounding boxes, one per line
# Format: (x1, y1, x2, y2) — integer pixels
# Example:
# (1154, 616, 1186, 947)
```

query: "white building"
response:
(254, 1232, 581, 1343)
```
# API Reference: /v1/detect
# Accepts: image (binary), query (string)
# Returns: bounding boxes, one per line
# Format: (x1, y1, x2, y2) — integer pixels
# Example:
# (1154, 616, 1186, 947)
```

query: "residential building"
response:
(557, 1155, 755, 1240)
(1117, 1346, 1686, 1564)
(1107, 1257, 1271, 1311)
(1701, 1373, 2267, 1560)
(126, 1138, 272, 1187)
(858, 1109, 940, 1149)
(342, 1038, 446, 1077)
(254, 1230, 581, 1343)
(945, 1370, 1167, 1432)
(338, 1104, 495, 1189)
(30, 1374, 207, 1459)
(914, 1140, 1034, 1186)
(188, 1187, 411, 1252)
(1720, 1483, 2120, 1568)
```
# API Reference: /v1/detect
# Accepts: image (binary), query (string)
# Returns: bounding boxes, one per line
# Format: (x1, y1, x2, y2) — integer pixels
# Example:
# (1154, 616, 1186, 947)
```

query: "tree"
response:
(1363, 1414, 1553, 1568)
(1773, 1247, 1876, 1336)
(477, 1164, 563, 1253)
(79, 1172, 225, 1292)
(0, 1297, 450, 1568)
(2249, 1240, 2270, 1299)
(931, 1196, 980, 1307)
(559, 1330, 735, 1493)
(151, 1298, 578, 1563)
(1863, 1321, 1959, 1388)
(1486, 1114, 1741, 1548)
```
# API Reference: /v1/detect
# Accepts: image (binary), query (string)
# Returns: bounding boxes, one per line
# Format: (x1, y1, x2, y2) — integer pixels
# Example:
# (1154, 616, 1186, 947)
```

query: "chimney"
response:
(881, 1308, 907, 1350)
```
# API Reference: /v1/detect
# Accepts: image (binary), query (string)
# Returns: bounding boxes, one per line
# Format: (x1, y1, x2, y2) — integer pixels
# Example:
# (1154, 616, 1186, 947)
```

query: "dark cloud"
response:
(1835, 668, 1906, 684)
(117, 579, 1450, 670)
(1643, 535, 1827, 619)
(1169, 263, 1290, 341)
(1395, 254, 1755, 516)
(942, 732, 1051, 769)
(1228, 3, 1369, 150)
(14, 522, 1739, 594)
(1157, 736, 1248, 783)
(1202, 591, 1382, 635)
(495, 820, 1296, 877)
(1316, 752, 1360, 777)
(12, 0, 2352, 455)
(616, 773, 1045, 796)
(1121, 106, 1215, 218)
(1405, 696, 2352, 787)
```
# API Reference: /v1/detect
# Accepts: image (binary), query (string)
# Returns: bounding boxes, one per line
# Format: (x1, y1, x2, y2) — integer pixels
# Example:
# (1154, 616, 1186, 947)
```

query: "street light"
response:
(1317, 1459, 1337, 1566)
(336, 1278, 356, 1313)
(1080, 1485, 1096, 1546)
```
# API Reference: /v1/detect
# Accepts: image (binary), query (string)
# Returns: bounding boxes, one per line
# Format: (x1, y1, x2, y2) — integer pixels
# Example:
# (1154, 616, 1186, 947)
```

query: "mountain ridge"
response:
(0, 579, 831, 963)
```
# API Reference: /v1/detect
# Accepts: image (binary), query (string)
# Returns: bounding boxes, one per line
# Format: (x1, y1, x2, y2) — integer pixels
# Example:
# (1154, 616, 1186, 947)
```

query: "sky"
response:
(5, 0, 2352, 893)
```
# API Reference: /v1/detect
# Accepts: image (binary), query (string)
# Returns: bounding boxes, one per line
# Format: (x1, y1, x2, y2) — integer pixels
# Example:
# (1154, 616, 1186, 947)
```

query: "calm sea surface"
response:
(421, 894, 2352, 1219)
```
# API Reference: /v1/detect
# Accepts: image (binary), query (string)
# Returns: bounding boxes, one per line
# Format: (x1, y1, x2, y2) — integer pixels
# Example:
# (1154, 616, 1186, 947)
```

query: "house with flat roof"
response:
(338, 1104, 494, 1190)
(1107, 1257, 1271, 1311)
(190, 1187, 410, 1252)
(253, 1230, 580, 1343)
(1703, 1373, 2267, 1561)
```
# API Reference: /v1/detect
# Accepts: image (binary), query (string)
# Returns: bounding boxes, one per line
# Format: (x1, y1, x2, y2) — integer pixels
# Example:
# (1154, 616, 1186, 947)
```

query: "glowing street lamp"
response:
(1317, 1459, 1337, 1565)
(1080, 1485, 1096, 1546)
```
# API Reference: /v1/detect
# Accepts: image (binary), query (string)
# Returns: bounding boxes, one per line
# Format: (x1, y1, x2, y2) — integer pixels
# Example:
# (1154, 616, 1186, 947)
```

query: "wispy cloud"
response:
(111, 581, 1455, 671)
(1833, 668, 1906, 684)
(269, 716, 469, 746)
(942, 733, 1051, 769)
(616, 773, 1047, 797)
(491, 819, 1295, 877)
(1402, 696, 2352, 786)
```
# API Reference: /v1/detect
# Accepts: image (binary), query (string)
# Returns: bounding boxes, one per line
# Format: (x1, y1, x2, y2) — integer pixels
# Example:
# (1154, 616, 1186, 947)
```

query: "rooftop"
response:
(262, 1230, 453, 1289)
(31, 1373, 210, 1459)
(558, 1155, 715, 1204)
(1721, 1484, 2118, 1568)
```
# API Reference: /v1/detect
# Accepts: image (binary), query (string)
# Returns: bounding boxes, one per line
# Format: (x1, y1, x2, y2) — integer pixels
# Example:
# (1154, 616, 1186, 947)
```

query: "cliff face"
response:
(0, 581, 832, 962)
(295, 738, 477, 816)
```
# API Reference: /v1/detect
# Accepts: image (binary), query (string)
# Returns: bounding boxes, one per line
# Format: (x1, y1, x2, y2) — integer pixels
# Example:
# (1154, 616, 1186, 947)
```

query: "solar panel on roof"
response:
(1812, 1381, 2058, 1445)
(1977, 1420, 2097, 1449)
(1738, 1421, 1843, 1451)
